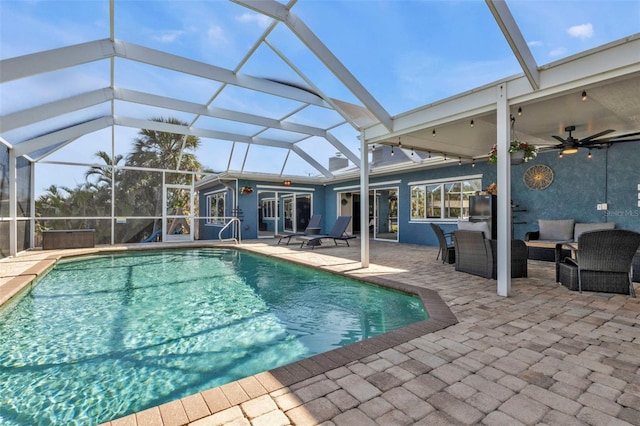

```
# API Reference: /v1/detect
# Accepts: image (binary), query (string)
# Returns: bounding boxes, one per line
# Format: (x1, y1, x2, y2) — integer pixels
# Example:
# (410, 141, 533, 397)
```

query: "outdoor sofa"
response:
(525, 219, 615, 261)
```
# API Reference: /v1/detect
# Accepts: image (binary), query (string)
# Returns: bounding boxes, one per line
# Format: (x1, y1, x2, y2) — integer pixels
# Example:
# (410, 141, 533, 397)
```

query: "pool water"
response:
(0, 248, 427, 425)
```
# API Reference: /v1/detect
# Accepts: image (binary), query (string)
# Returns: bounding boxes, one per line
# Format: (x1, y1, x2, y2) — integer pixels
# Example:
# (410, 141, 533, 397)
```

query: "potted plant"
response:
(488, 141, 537, 164)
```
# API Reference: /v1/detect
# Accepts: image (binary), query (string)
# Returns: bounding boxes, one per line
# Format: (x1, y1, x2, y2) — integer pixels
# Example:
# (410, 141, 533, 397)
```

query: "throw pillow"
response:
(574, 222, 615, 242)
(538, 219, 574, 241)
(458, 220, 491, 239)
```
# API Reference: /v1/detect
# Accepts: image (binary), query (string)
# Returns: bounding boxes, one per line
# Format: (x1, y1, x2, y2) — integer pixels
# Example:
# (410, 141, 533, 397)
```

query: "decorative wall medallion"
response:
(523, 164, 554, 190)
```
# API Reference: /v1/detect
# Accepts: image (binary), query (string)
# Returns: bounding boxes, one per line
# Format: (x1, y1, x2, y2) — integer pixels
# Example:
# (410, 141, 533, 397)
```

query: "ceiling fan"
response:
(550, 126, 640, 154)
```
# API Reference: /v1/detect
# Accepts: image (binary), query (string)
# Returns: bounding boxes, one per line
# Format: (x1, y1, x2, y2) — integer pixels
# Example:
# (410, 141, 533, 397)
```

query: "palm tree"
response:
(123, 117, 203, 236)
(85, 150, 123, 188)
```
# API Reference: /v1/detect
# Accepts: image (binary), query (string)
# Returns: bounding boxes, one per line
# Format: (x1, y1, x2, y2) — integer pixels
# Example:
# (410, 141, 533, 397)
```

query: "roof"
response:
(1, 0, 639, 186)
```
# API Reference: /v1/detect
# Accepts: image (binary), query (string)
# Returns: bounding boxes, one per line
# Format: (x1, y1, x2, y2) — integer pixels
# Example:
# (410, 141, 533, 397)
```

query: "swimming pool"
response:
(0, 248, 427, 425)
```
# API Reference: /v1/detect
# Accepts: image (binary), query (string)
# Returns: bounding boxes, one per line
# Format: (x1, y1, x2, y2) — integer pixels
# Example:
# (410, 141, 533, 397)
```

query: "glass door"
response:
(258, 191, 278, 238)
(373, 188, 398, 242)
(164, 184, 193, 241)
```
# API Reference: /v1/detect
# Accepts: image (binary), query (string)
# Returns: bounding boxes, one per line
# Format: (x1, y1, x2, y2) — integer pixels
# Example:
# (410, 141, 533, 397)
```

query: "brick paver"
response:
(3, 240, 639, 426)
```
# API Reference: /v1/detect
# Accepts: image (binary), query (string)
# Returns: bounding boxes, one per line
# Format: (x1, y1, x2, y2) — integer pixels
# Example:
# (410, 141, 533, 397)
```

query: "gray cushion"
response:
(574, 222, 615, 242)
(458, 220, 491, 239)
(539, 219, 574, 241)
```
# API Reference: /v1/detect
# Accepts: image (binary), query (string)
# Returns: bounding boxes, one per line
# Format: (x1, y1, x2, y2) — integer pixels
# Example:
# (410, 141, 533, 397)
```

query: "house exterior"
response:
(196, 141, 640, 246)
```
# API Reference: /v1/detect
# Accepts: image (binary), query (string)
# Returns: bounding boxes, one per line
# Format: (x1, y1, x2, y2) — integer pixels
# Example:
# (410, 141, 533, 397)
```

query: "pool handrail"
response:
(218, 217, 241, 244)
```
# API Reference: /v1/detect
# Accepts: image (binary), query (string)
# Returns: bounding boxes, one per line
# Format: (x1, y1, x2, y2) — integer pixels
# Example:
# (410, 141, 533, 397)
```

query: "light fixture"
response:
(411, 148, 414, 157)
(582, 90, 587, 101)
(283, 179, 292, 186)
(391, 146, 394, 156)
(432, 129, 436, 137)
(472, 159, 476, 168)
(398, 137, 402, 147)
(559, 151, 563, 158)
(428, 151, 431, 159)
(372, 144, 375, 150)
(517, 107, 522, 116)
(458, 157, 462, 165)
(562, 147, 578, 155)
(470, 120, 474, 128)
(444, 153, 447, 161)
(587, 149, 592, 159)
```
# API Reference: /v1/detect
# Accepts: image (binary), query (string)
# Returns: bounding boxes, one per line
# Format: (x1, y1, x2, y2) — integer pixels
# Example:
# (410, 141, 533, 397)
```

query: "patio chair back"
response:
(431, 223, 455, 264)
(303, 214, 322, 234)
(577, 229, 640, 273)
(327, 216, 352, 237)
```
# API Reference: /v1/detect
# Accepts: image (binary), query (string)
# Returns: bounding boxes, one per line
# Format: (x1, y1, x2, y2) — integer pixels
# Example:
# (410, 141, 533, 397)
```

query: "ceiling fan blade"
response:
(579, 129, 615, 143)
(551, 135, 566, 144)
(603, 131, 640, 142)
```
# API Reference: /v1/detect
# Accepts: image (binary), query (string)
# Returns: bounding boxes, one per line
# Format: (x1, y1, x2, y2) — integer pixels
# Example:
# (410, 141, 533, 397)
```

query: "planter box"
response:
(42, 229, 95, 250)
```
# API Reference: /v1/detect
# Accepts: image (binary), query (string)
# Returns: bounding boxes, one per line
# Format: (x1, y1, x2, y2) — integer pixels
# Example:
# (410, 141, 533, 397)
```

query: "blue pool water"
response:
(0, 248, 427, 425)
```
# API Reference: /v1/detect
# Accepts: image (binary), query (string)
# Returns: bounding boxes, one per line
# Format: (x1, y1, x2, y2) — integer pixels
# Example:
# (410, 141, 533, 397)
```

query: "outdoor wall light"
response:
(283, 179, 292, 186)
(582, 90, 587, 101)
(470, 120, 474, 128)
(517, 107, 522, 116)
(432, 129, 436, 137)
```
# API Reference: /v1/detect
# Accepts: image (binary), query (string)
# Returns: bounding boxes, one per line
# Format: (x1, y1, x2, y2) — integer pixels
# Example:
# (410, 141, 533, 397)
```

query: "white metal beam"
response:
(232, 0, 393, 131)
(324, 132, 360, 166)
(0, 88, 113, 132)
(0, 39, 115, 83)
(291, 145, 333, 178)
(115, 116, 294, 150)
(486, 0, 539, 91)
(13, 117, 113, 156)
(114, 40, 330, 108)
(496, 82, 512, 297)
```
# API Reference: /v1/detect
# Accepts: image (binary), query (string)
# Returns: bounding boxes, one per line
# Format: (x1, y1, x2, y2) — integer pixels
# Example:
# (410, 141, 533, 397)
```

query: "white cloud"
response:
(236, 12, 271, 29)
(527, 40, 543, 48)
(153, 31, 184, 43)
(567, 23, 594, 40)
(207, 26, 228, 46)
(549, 47, 567, 57)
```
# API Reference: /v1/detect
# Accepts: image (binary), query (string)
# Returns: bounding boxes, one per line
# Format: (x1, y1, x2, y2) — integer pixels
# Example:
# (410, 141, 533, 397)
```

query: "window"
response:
(262, 199, 277, 219)
(410, 177, 481, 220)
(206, 192, 225, 224)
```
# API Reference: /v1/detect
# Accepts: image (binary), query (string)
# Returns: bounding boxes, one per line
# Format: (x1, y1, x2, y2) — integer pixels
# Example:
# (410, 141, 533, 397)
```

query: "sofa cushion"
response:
(458, 220, 490, 239)
(574, 222, 615, 242)
(538, 219, 574, 241)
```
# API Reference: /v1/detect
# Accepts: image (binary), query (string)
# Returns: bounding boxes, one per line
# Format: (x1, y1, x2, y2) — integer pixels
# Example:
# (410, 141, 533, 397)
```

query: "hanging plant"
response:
(488, 141, 537, 164)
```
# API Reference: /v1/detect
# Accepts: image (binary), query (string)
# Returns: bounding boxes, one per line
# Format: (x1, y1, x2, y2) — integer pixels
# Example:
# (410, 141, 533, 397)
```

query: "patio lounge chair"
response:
(274, 214, 322, 245)
(141, 229, 162, 243)
(557, 229, 640, 296)
(298, 216, 355, 249)
(430, 223, 455, 264)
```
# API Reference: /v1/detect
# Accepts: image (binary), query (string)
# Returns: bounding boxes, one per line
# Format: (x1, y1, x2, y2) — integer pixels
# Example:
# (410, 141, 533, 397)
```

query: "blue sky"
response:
(1, 0, 639, 194)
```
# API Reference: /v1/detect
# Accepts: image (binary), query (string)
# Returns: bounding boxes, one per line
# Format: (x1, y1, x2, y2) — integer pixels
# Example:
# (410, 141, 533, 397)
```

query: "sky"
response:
(1, 0, 639, 196)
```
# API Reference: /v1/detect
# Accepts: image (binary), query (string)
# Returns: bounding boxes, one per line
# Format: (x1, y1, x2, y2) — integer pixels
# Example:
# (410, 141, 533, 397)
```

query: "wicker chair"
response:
(558, 229, 640, 296)
(430, 223, 455, 264)
(453, 230, 528, 279)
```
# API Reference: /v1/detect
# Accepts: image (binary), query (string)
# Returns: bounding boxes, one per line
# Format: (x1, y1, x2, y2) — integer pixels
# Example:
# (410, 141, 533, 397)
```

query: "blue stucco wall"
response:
(512, 142, 639, 238)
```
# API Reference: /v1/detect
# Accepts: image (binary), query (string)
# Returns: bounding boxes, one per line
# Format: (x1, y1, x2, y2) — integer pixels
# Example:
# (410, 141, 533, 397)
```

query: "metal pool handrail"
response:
(218, 217, 241, 244)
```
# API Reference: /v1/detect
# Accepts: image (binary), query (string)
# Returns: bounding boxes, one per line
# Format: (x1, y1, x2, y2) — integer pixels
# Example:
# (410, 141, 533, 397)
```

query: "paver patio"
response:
(1, 239, 639, 425)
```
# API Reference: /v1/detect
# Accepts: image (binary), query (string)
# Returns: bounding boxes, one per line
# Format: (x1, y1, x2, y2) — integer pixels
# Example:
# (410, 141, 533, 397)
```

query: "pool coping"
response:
(1, 243, 457, 425)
